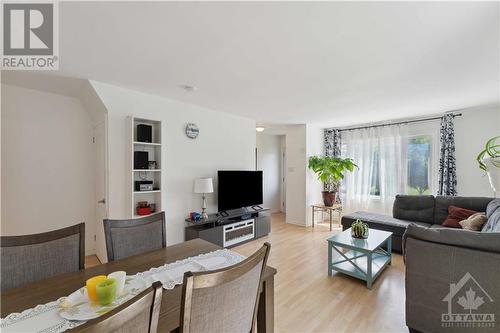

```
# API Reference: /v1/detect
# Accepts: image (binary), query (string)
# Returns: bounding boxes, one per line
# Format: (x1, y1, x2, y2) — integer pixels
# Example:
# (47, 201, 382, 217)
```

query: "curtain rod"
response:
(329, 112, 463, 132)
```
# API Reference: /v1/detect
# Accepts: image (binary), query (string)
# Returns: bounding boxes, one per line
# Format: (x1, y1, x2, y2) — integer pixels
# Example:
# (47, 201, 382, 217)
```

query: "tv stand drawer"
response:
(223, 219, 255, 247)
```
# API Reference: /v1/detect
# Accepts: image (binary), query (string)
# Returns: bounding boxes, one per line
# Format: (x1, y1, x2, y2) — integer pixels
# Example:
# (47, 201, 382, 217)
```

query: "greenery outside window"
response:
(343, 135, 434, 197)
(406, 136, 432, 195)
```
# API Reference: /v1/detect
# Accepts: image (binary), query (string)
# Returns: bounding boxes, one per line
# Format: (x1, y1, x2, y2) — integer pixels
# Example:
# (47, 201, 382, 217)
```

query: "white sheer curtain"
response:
(342, 124, 408, 214)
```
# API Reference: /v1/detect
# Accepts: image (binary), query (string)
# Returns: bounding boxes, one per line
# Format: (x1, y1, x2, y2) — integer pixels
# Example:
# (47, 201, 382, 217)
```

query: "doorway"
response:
(94, 120, 108, 263)
(256, 133, 285, 213)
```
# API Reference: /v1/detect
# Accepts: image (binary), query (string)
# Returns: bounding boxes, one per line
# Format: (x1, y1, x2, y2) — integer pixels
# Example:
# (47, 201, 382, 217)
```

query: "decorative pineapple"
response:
(351, 219, 369, 239)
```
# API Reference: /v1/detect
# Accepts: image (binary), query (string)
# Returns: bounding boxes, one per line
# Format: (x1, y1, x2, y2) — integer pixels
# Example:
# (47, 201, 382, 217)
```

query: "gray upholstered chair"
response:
(180, 242, 271, 333)
(71, 281, 163, 333)
(103, 212, 166, 262)
(1, 223, 85, 290)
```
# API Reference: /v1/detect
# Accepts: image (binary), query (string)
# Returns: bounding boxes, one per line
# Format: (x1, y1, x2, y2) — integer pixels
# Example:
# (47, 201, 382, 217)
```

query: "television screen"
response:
(218, 171, 263, 211)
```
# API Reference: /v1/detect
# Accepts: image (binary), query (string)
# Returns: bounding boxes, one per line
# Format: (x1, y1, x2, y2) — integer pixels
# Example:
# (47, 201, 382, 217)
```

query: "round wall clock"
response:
(185, 123, 199, 139)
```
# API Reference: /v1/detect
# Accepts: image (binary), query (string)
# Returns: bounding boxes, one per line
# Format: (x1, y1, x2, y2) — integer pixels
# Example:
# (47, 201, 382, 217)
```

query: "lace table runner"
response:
(1, 249, 245, 333)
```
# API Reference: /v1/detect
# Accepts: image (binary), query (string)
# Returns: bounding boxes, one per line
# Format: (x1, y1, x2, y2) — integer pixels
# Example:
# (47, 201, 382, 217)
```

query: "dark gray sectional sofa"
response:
(404, 199, 500, 333)
(342, 195, 500, 333)
(341, 195, 497, 253)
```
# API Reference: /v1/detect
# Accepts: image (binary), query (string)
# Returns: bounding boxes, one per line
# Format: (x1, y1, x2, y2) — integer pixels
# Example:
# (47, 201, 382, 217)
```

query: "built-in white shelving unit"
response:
(130, 116, 163, 218)
(133, 141, 161, 146)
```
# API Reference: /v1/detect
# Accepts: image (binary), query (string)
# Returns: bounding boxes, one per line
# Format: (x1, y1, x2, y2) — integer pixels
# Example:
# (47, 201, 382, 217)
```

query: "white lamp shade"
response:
(194, 178, 213, 194)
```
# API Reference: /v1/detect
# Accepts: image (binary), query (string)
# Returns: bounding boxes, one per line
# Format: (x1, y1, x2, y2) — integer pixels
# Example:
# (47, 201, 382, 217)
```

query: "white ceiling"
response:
(50, 1, 500, 126)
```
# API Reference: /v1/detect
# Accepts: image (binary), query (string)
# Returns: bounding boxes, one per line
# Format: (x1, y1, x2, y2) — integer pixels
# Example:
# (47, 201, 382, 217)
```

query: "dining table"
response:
(1, 238, 277, 332)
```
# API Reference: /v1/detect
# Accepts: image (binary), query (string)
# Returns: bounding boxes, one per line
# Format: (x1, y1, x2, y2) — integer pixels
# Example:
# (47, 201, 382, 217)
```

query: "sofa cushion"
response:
(404, 223, 500, 254)
(442, 205, 478, 228)
(482, 199, 500, 233)
(434, 196, 493, 225)
(342, 211, 431, 237)
(393, 195, 434, 224)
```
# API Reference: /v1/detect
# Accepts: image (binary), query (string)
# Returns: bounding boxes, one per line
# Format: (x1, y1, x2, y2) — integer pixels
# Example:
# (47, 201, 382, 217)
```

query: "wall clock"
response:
(185, 123, 199, 139)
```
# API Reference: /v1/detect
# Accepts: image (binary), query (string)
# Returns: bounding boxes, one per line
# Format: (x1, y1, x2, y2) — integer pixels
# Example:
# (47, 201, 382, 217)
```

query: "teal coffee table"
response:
(327, 228, 392, 289)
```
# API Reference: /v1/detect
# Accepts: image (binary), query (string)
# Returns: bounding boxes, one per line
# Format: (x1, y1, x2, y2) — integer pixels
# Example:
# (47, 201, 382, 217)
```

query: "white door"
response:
(94, 121, 108, 263)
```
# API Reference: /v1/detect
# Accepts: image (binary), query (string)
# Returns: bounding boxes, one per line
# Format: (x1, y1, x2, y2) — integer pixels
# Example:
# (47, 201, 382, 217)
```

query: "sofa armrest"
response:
(403, 223, 500, 255)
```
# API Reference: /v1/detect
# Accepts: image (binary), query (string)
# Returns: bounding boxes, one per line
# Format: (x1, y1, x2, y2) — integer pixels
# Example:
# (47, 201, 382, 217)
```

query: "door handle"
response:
(98, 198, 106, 204)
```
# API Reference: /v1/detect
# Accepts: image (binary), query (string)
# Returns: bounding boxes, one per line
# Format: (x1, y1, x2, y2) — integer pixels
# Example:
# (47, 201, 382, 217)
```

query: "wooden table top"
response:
(1, 238, 277, 330)
(311, 203, 342, 209)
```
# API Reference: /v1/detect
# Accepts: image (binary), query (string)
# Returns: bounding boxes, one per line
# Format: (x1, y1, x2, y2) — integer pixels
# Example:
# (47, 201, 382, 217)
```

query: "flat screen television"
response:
(218, 170, 263, 211)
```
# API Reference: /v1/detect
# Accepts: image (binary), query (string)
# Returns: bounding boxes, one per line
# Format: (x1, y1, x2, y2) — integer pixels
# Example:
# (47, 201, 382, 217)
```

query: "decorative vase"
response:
(351, 220, 369, 239)
(322, 191, 337, 207)
(483, 157, 500, 193)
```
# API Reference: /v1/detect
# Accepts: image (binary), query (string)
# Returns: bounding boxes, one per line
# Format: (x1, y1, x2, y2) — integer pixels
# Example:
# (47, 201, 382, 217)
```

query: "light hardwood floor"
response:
(85, 213, 407, 332)
(233, 213, 406, 333)
(84, 254, 101, 268)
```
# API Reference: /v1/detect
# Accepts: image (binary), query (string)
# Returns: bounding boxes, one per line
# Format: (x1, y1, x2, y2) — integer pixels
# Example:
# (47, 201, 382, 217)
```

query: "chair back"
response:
(180, 243, 271, 333)
(1, 223, 85, 290)
(73, 281, 163, 333)
(104, 212, 166, 262)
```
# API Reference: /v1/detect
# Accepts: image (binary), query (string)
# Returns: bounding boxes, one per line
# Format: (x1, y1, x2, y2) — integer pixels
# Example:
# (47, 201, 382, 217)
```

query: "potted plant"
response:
(351, 219, 369, 239)
(308, 156, 357, 206)
(477, 136, 500, 193)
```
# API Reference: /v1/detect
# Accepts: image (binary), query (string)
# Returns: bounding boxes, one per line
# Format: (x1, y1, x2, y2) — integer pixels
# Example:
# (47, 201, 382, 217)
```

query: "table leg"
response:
(328, 242, 333, 276)
(312, 207, 315, 228)
(387, 237, 392, 265)
(329, 210, 332, 231)
(366, 252, 373, 289)
(257, 276, 274, 333)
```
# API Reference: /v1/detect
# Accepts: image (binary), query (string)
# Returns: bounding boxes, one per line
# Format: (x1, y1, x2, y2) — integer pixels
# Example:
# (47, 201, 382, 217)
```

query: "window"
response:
(341, 134, 435, 198)
(406, 136, 432, 195)
(370, 149, 380, 196)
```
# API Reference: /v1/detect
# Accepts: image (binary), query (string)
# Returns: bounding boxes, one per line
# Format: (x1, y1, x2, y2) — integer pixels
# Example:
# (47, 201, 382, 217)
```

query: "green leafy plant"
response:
(476, 136, 500, 171)
(308, 156, 357, 192)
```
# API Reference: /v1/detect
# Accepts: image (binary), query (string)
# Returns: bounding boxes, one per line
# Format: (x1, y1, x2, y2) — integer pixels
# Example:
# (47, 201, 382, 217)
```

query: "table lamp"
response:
(194, 178, 213, 219)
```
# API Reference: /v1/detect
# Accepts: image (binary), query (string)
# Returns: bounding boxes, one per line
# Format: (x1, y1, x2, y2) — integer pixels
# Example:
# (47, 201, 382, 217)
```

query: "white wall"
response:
(455, 105, 500, 197)
(284, 125, 307, 225)
(305, 124, 324, 225)
(1, 84, 96, 254)
(256, 133, 282, 212)
(283, 124, 325, 226)
(91, 81, 256, 245)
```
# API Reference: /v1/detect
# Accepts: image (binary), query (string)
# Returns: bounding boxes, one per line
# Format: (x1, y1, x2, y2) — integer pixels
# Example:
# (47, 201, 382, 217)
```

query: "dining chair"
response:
(103, 212, 166, 262)
(180, 242, 271, 333)
(0, 223, 85, 290)
(72, 281, 163, 333)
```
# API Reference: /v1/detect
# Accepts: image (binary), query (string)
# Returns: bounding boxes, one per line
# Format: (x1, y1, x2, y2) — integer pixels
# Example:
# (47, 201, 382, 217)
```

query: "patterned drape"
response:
(437, 113, 457, 196)
(324, 129, 342, 157)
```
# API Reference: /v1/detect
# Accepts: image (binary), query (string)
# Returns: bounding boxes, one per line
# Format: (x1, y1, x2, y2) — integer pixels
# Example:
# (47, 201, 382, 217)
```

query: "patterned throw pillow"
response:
(459, 213, 488, 231)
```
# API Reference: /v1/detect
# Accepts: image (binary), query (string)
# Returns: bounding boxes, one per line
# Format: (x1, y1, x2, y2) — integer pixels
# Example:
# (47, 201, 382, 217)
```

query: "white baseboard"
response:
(285, 219, 307, 227)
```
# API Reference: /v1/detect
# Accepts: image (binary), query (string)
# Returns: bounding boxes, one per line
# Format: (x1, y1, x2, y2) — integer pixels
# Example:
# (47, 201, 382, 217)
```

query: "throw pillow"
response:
(442, 205, 478, 228)
(459, 213, 487, 231)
